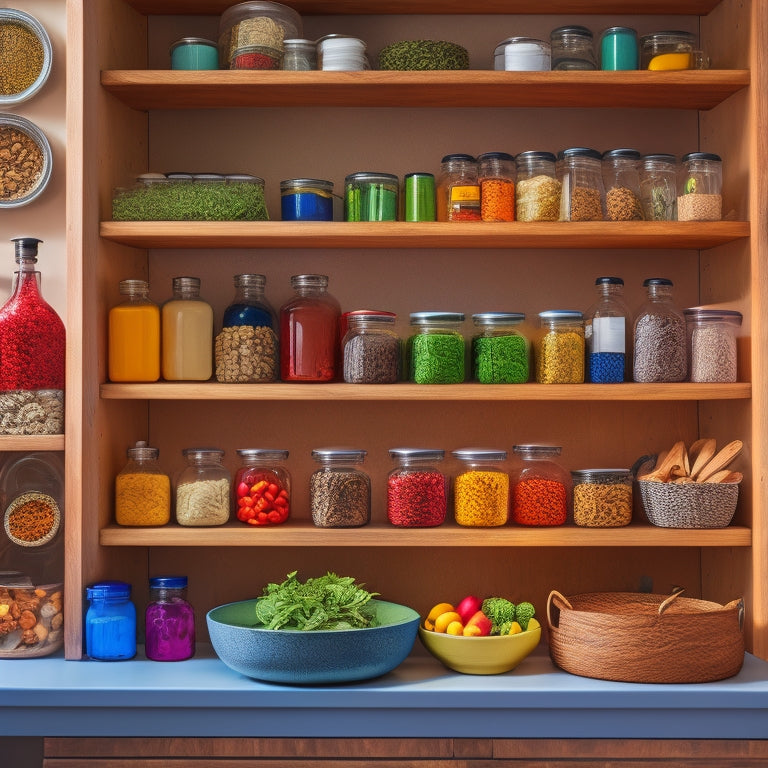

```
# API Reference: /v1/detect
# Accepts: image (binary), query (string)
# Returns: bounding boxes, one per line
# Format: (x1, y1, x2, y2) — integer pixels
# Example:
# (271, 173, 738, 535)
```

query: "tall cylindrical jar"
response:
(550, 25, 597, 70)
(387, 448, 447, 528)
(600, 26, 638, 70)
(115, 441, 171, 526)
(585, 277, 632, 383)
(233, 448, 291, 526)
(175, 448, 230, 527)
(472, 312, 529, 383)
(436, 154, 481, 222)
(408, 312, 465, 384)
(310, 448, 370, 528)
(602, 149, 644, 221)
(683, 308, 742, 383)
(557, 148, 605, 221)
(215, 273, 278, 383)
(85, 581, 137, 661)
(677, 152, 723, 221)
(161, 276, 213, 381)
(535, 310, 585, 384)
(145, 576, 195, 661)
(510, 444, 571, 526)
(279, 274, 341, 382)
(452, 448, 509, 527)
(0, 238, 65, 435)
(478, 151, 515, 222)
(515, 151, 561, 222)
(639, 153, 678, 221)
(633, 278, 687, 383)
(342, 310, 400, 383)
(109, 279, 161, 382)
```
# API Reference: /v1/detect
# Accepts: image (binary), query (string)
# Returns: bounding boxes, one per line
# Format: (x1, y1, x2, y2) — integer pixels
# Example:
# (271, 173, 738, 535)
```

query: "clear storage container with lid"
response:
(472, 312, 529, 383)
(511, 445, 570, 526)
(408, 311, 465, 384)
(0, 573, 63, 658)
(677, 152, 722, 221)
(387, 448, 447, 527)
(515, 151, 561, 222)
(493, 37, 551, 71)
(585, 277, 631, 383)
(85, 581, 136, 661)
(115, 441, 171, 527)
(234, 448, 290, 526)
(535, 310, 585, 384)
(175, 448, 230, 527)
(602, 149, 644, 221)
(145, 576, 195, 661)
(557, 148, 605, 221)
(344, 172, 398, 221)
(478, 152, 516, 221)
(452, 448, 509, 527)
(310, 448, 370, 528)
(633, 278, 687, 382)
(216, 273, 278, 383)
(282, 38, 317, 70)
(684, 308, 742, 383)
(639, 154, 678, 221)
(640, 30, 696, 70)
(279, 274, 341, 382)
(571, 469, 633, 527)
(436, 154, 480, 222)
(342, 310, 400, 384)
(109, 279, 160, 383)
(550, 25, 597, 70)
(280, 178, 334, 221)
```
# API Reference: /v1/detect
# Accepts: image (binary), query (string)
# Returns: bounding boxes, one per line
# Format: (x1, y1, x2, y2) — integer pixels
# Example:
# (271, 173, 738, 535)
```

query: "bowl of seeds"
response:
(0, 8, 53, 106)
(4, 491, 61, 548)
(0, 114, 53, 208)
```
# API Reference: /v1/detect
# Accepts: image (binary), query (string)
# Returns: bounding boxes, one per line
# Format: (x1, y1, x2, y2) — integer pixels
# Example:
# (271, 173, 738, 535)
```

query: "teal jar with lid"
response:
(170, 38, 219, 70)
(600, 26, 638, 70)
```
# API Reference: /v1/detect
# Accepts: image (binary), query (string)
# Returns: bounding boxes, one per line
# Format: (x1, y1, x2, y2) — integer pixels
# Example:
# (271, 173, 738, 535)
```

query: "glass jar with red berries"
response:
(233, 449, 291, 526)
(387, 448, 448, 527)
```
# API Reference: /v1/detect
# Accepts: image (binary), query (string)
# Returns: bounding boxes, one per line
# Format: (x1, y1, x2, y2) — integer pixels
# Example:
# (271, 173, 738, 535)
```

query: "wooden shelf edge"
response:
(99, 522, 752, 547)
(0, 435, 65, 451)
(100, 382, 752, 402)
(99, 221, 750, 251)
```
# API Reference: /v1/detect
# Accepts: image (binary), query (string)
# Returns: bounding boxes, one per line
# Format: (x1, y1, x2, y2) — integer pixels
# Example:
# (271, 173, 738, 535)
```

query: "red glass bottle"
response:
(0, 238, 65, 434)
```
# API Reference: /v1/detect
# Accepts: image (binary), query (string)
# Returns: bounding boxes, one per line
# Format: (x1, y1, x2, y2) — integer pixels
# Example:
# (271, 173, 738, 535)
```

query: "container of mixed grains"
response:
(571, 469, 633, 527)
(0, 573, 63, 658)
(0, 115, 53, 208)
(0, 8, 53, 106)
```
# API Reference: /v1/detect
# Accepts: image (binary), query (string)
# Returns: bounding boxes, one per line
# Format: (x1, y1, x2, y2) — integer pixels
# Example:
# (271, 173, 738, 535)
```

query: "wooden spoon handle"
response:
(696, 440, 743, 482)
(689, 438, 717, 480)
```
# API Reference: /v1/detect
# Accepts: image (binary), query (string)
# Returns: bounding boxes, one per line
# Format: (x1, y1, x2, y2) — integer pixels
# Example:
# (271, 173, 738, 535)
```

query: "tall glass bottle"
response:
(161, 276, 213, 381)
(0, 238, 65, 435)
(585, 277, 631, 383)
(108, 279, 161, 382)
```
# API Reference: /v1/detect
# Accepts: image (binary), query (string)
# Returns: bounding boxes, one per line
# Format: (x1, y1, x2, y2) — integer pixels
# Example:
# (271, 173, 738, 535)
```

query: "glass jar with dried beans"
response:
(683, 308, 742, 383)
(602, 149, 644, 221)
(677, 152, 723, 221)
(557, 147, 606, 221)
(535, 310, 585, 384)
(515, 151, 561, 222)
(310, 448, 370, 528)
(452, 448, 510, 527)
(639, 153, 678, 221)
(175, 448, 230, 527)
(115, 441, 171, 527)
(387, 448, 447, 528)
(342, 310, 400, 383)
(510, 445, 571, 526)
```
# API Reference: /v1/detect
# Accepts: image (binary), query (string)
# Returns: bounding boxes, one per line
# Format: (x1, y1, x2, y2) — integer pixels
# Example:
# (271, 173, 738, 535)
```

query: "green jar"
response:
(408, 311, 465, 384)
(344, 172, 399, 221)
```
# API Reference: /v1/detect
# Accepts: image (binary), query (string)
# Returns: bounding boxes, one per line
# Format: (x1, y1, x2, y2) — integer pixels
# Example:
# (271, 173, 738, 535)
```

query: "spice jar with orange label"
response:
(436, 154, 481, 222)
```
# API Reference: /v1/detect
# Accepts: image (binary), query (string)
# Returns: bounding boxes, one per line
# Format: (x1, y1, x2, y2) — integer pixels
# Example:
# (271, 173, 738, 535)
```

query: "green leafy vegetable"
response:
(481, 597, 516, 635)
(254, 571, 379, 631)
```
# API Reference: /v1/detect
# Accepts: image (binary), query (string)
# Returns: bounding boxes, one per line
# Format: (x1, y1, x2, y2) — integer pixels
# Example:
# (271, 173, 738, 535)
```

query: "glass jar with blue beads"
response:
(280, 178, 334, 221)
(85, 580, 137, 661)
(585, 276, 631, 383)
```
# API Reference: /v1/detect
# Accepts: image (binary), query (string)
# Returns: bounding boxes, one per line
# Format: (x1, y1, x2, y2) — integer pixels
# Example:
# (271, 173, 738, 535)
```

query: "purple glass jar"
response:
(145, 576, 195, 661)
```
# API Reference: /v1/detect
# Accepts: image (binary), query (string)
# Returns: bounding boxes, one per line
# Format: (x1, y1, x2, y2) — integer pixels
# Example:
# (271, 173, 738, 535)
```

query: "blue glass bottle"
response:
(222, 273, 275, 328)
(85, 580, 137, 661)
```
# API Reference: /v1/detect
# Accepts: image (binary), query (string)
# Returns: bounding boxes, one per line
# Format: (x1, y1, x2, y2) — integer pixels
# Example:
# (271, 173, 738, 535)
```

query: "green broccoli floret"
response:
(481, 597, 516, 635)
(515, 601, 536, 631)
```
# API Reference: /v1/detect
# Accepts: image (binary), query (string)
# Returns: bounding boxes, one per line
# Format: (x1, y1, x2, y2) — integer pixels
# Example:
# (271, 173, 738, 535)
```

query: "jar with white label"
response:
(585, 277, 631, 383)
(683, 308, 742, 383)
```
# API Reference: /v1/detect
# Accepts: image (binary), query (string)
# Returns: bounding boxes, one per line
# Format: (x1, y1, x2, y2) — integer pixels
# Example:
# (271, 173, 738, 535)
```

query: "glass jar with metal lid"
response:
(342, 310, 400, 384)
(510, 445, 570, 526)
(310, 448, 370, 528)
(683, 308, 742, 383)
(550, 25, 597, 70)
(535, 310, 585, 384)
(639, 154, 678, 221)
(600, 26, 638, 70)
(85, 581, 136, 661)
(452, 448, 510, 527)
(282, 38, 317, 70)
(640, 30, 696, 70)
(344, 172, 398, 221)
(175, 448, 230, 527)
(557, 147, 605, 221)
(493, 37, 551, 71)
(472, 312, 530, 383)
(677, 152, 722, 221)
(408, 311, 465, 384)
(478, 152, 516, 222)
(115, 441, 171, 527)
(602, 149, 644, 221)
(233, 448, 291, 526)
(571, 469, 633, 527)
(387, 448, 447, 528)
(280, 178, 334, 221)
(170, 37, 218, 70)
(145, 576, 195, 661)
(436, 154, 480, 222)
(585, 277, 631, 383)
(515, 151, 561, 222)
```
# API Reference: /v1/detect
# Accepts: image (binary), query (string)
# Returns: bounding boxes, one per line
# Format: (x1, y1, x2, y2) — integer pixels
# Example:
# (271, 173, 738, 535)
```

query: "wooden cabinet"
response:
(64, 0, 766, 666)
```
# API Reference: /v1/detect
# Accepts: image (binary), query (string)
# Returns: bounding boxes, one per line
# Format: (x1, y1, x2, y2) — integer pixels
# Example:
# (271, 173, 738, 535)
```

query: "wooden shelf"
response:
(0, 435, 65, 451)
(100, 220, 750, 251)
(101, 70, 749, 111)
(100, 521, 751, 547)
(122, 1, 724, 16)
(100, 382, 751, 401)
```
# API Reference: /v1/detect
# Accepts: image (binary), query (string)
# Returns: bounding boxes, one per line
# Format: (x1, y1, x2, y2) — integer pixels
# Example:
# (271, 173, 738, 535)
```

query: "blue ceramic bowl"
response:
(207, 598, 419, 684)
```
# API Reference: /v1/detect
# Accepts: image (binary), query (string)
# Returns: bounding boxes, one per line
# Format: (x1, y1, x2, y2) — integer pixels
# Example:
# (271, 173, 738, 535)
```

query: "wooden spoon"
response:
(696, 440, 743, 483)
(639, 441, 687, 482)
(704, 470, 743, 484)
(689, 438, 717, 480)
(687, 438, 710, 468)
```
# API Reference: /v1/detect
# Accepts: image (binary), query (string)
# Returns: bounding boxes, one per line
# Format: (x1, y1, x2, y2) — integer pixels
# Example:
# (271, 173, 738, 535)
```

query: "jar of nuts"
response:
(557, 147, 606, 221)
(571, 468, 633, 527)
(602, 148, 644, 221)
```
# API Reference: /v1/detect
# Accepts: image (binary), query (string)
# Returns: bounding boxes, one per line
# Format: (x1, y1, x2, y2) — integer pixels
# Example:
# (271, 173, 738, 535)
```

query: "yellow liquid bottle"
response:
(108, 279, 160, 382)
(161, 276, 213, 381)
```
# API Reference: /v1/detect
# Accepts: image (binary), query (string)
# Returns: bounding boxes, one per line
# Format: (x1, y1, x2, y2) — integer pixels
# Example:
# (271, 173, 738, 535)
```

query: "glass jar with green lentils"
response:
(452, 448, 510, 527)
(535, 310, 585, 384)
(471, 312, 530, 383)
(408, 311, 465, 384)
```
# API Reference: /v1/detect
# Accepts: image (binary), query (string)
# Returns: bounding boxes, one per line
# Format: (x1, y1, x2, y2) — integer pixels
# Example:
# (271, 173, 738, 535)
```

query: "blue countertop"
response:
(3, 646, 768, 739)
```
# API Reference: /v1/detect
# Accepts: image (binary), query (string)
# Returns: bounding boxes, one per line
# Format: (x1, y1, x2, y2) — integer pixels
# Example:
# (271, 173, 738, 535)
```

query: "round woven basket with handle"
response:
(547, 589, 744, 683)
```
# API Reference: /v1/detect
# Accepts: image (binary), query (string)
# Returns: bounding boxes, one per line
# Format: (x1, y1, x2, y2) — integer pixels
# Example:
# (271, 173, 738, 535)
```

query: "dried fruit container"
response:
(0, 115, 53, 208)
(0, 574, 63, 658)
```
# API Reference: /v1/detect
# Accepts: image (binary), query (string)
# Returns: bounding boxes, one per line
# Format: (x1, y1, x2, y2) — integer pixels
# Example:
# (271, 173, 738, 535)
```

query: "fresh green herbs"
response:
(254, 571, 379, 631)
(378, 40, 469, 71)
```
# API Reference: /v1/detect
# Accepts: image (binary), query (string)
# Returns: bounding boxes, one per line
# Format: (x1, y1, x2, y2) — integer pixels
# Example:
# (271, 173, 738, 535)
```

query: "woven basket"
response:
(638, 479, 739, 528)
(547, 589, 744, 683)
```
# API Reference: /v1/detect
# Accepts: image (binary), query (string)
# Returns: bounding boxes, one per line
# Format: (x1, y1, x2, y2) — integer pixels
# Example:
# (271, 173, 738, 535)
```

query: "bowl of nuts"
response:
(0, 114, 53, 208)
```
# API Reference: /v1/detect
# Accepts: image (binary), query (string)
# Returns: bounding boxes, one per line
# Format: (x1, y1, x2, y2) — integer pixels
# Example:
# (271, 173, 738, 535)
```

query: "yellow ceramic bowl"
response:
(418, 622, 541, 675)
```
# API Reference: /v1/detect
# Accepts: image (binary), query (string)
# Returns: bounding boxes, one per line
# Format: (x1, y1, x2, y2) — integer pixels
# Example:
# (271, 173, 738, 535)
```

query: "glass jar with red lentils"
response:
(436, 154, 481, 222)
(478, 151, 516, 221)
(387, 448, 447, 527)
(510, 444, 571, 526)
(233, 449, 291, 526)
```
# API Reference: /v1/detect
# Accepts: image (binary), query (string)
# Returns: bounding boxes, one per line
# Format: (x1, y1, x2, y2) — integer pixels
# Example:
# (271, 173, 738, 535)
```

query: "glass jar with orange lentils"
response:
(478, 152, 516, 221)
(510, 444, 571, 526)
